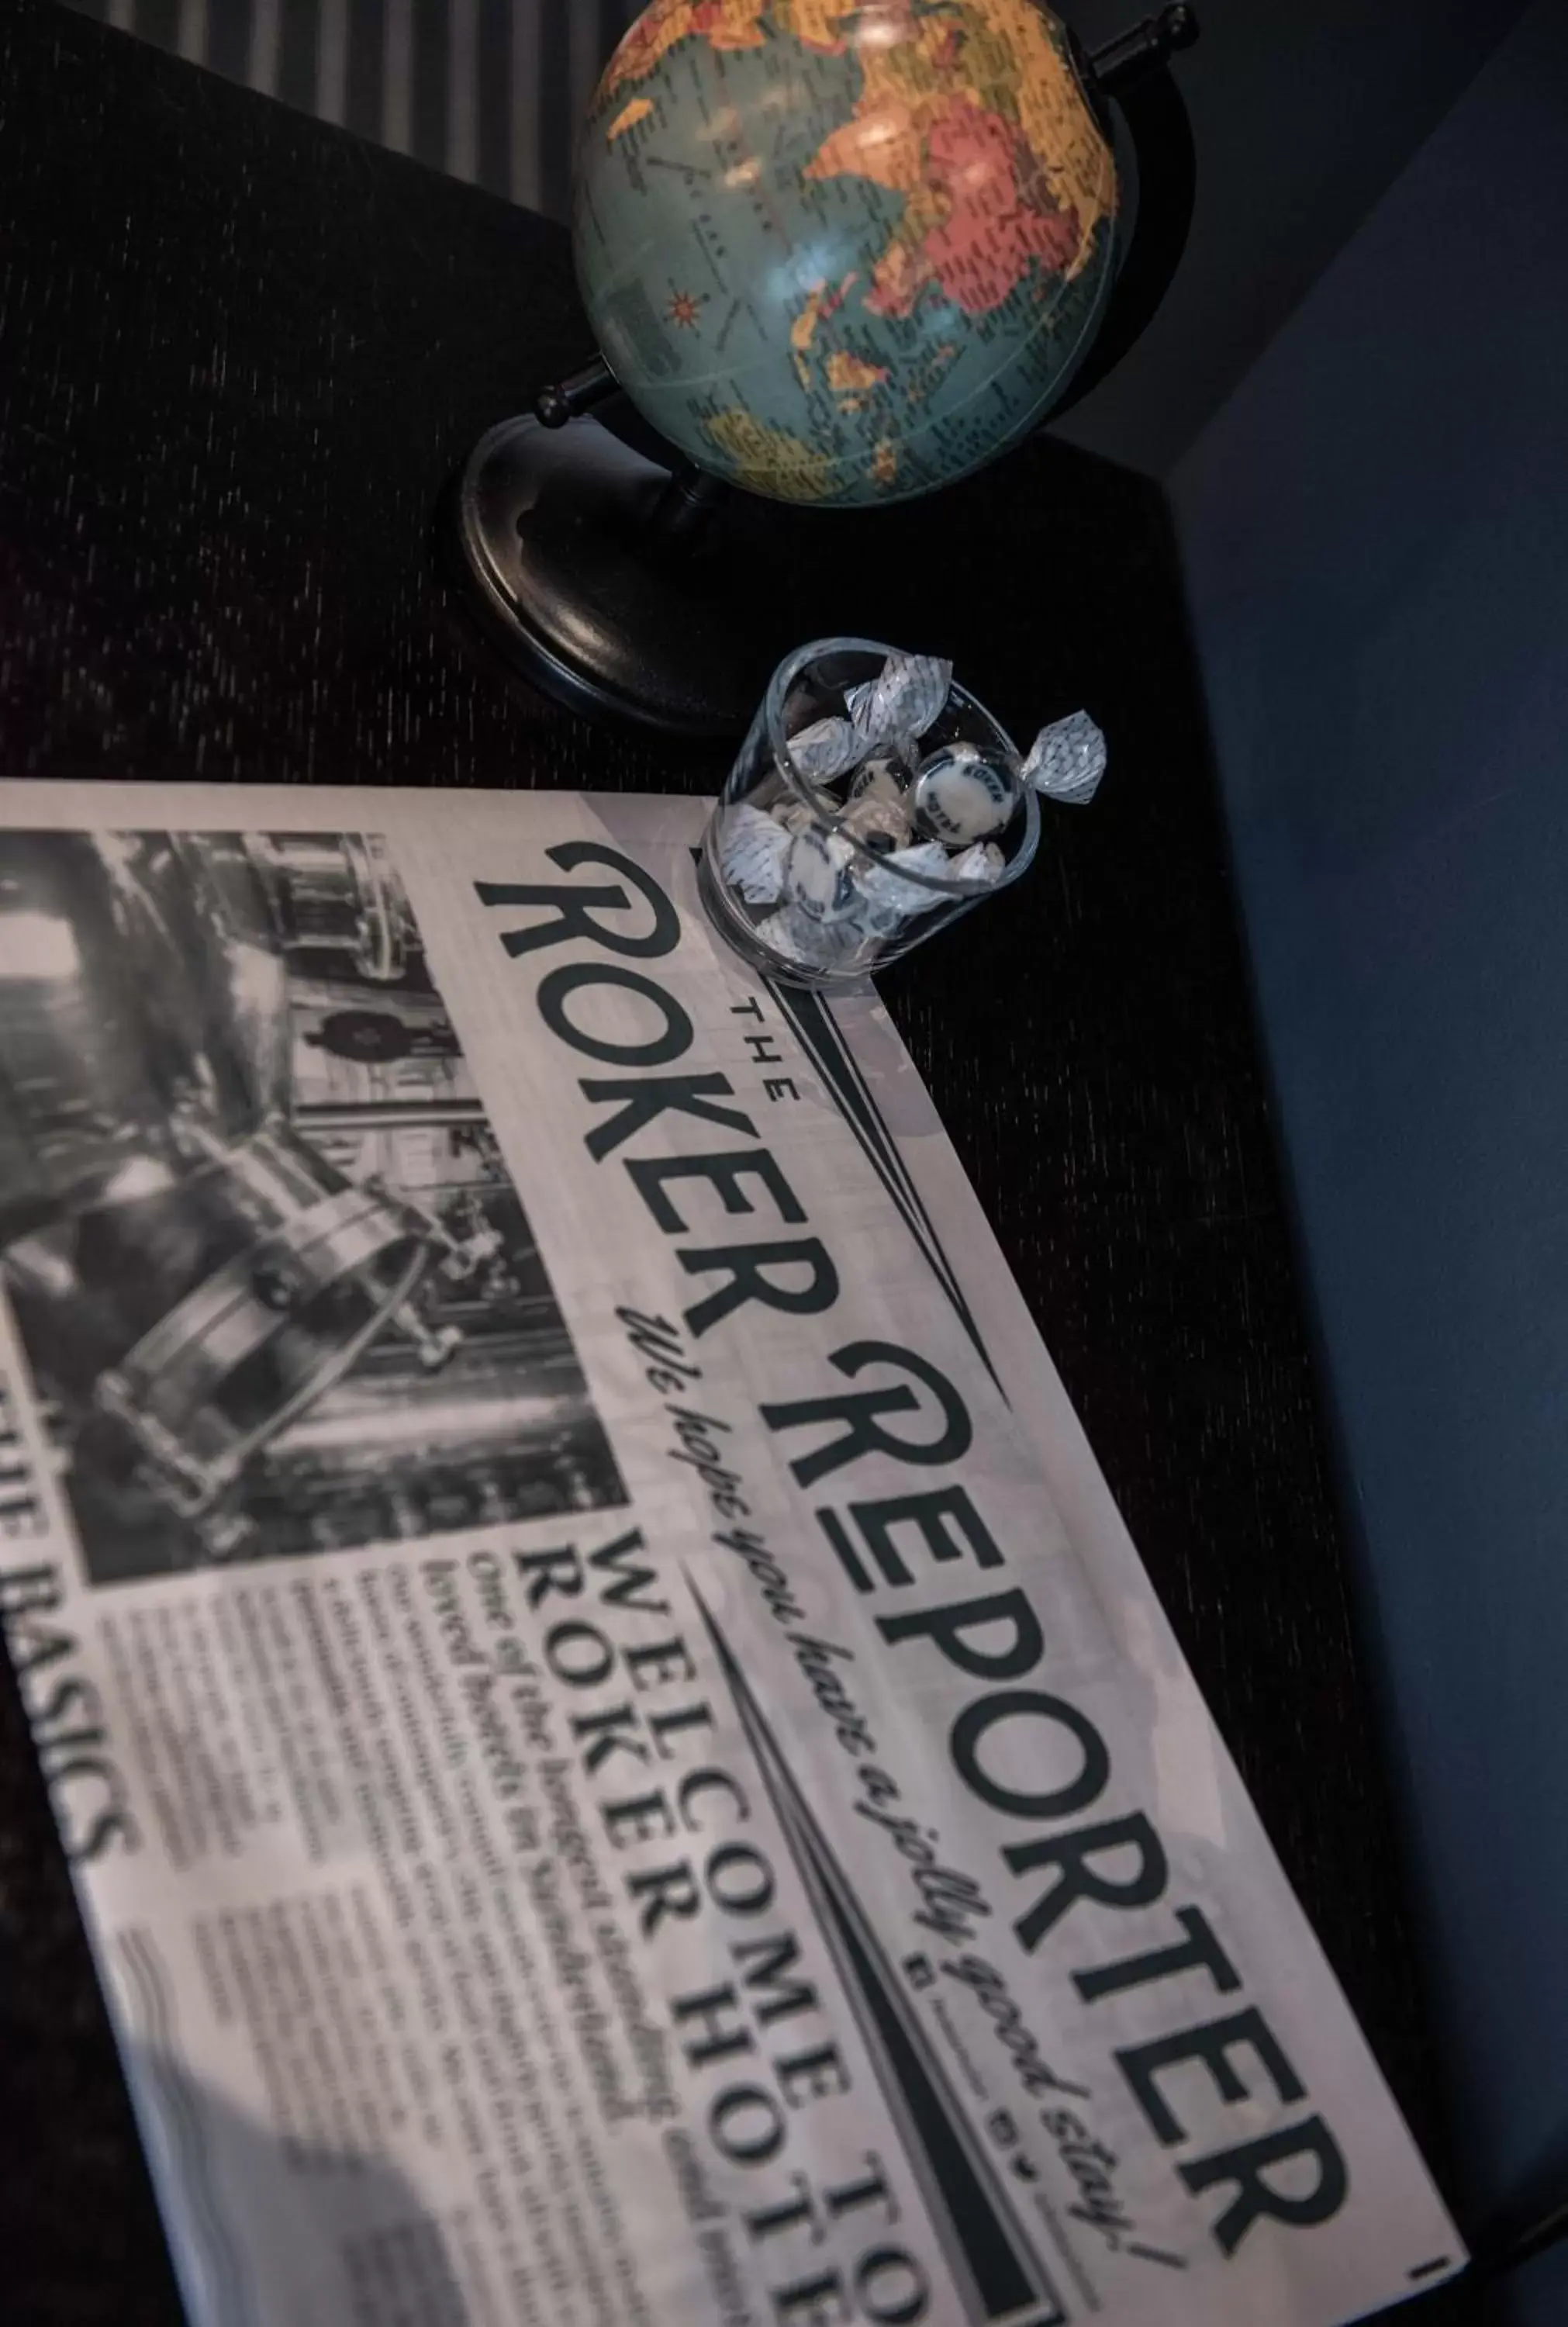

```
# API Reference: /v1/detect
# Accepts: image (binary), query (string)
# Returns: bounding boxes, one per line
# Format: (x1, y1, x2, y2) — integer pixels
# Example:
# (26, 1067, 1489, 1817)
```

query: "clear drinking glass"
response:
(698, 638, 1040, 989)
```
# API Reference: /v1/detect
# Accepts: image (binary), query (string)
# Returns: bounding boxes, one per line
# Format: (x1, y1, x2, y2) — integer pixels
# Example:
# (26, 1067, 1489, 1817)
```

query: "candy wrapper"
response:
(785, 826, 862, 926)
(1022, 710, 1107, 804)
(851, 839, 952, 928)
(771, 796, 819, 836)
(846, 652, 952, 751)
(949, 841, 1006, 887)
(754, 904, 863, 973)
(786, 715, 863, 784)
(717, 802, 791, 904)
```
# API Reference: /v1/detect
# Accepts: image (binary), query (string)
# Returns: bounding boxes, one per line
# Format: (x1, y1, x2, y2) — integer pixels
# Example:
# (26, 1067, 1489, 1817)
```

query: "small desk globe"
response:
(575, 0, 1118, 508)
(453, 3, 1197, 735)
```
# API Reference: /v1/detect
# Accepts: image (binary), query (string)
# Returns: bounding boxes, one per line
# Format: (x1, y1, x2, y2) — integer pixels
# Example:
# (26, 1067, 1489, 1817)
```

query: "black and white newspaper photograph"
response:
(0, 828, 625, 1584)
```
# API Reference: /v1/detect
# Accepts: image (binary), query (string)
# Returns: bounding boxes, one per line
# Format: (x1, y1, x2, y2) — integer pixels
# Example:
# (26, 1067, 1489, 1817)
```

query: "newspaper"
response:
(0, 785, 1460, 2327)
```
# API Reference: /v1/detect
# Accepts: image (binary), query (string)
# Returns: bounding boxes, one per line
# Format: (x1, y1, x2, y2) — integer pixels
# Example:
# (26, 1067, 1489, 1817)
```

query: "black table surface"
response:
(0, 3, 1472, 2320)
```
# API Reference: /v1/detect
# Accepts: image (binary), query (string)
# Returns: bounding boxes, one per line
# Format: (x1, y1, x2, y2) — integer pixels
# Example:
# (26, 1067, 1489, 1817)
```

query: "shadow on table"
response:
(119, 2026, 470, 2327)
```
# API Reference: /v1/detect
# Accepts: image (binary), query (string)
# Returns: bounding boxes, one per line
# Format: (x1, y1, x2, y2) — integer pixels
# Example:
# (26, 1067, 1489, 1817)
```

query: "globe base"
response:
(452, 414, 792, 738)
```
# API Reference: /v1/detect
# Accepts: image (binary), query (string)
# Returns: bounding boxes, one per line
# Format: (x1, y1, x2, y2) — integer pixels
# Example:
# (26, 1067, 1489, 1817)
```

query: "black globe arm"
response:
(534, 354, 619, 430)
(1048, 4, 1200, 421)
(1090, 2, 1199, 95)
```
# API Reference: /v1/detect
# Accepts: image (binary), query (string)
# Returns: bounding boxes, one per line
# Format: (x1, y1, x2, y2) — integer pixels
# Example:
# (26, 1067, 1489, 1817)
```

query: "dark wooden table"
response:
(0, 3, 1471, 2319)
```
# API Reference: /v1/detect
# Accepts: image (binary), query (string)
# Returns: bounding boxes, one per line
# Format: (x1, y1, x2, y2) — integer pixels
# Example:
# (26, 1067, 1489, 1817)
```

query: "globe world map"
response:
(574, 0, 1118, 508)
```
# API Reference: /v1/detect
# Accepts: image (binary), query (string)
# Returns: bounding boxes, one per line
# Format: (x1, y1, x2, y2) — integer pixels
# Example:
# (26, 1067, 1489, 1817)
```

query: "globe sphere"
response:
(574, 0, 1119, 509)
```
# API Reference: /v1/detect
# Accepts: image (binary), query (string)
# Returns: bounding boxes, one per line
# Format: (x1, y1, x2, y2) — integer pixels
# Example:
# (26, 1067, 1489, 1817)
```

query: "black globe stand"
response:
(451, 5, 1199, 739)
(454, 365, 788, 738)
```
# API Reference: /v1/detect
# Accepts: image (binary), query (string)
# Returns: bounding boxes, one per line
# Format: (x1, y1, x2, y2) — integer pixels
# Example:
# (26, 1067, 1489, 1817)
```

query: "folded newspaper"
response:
(0, 785, 1459, 2327)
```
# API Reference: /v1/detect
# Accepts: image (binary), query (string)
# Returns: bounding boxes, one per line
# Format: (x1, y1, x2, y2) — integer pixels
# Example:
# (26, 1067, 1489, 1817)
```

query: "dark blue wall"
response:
(1055, 0, 1530, 475)
(1174, 3, 1568, 2315)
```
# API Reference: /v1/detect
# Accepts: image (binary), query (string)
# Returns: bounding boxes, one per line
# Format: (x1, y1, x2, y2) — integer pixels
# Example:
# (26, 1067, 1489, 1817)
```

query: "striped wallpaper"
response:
(64, 0, 641, 219)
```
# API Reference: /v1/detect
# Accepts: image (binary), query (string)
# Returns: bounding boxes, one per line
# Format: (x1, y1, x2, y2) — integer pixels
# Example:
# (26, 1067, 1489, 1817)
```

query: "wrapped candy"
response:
(717, 802, 791, 904)
(851, 839, 952, 928)
(1022, 710, 1107, 804)
(755, 905, 862, 973)
(785, 825, 862, 926)
(786, 714, 862, 784)
(847, 652, 952, 750)
(848, 752, 912, 811)
(911, 742, 1017, 847)
(949, 841, 1006, 887)
(841, 792, 911, 856)
(770, 795, 818, 836)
